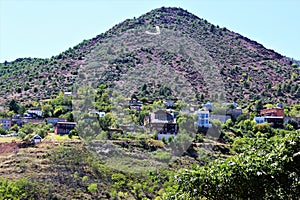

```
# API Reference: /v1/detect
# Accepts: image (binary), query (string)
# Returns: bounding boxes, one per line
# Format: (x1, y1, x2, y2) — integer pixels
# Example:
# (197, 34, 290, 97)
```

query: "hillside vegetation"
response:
(0, 7, 299, 105)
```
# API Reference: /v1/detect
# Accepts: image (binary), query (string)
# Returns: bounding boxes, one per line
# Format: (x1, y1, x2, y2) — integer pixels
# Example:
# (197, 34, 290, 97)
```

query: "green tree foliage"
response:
(0, 127, 8, 135)
(10, 124, 19, 133)
(19, 122, 35, 135)
(164, 130, 300, 199)
(8, 99, 19, 114)
(255, 100, 263, 114)
(68, 129, 78, 139)
(19, 122, 51, 138)
(0, 178, 37, 199)
(87, 183, 98, 193)
(42, 104, 53, 118)
(98, 113, 115, 131)
(76, 120, 100, 140)
(112, 173, 127, 190)
(93, 84, 112, 113)
(158, 86, 172, 97)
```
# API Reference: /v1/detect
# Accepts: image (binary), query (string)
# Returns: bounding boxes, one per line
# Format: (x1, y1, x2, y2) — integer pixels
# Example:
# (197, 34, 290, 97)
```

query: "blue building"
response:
(197, 110, 212, 128)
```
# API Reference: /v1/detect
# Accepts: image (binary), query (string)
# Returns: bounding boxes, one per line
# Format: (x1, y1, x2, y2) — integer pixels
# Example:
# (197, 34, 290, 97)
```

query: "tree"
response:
(10, 124, 19, 133)
(0, 127, 8, 135)
(98, 114, 114, 131)
(19, 123, 35, 135)
(35, 123, 51, 138)
(68, 129, 78, 139)
(15, 87, 22, 93)
(285, 119, 298, 130)
(255, 100, 263, 114)
(277, 84, 283, 96)
(42, 104, 53, 118)
(8, 99, 19, 113)
(66, 112, 74, 122)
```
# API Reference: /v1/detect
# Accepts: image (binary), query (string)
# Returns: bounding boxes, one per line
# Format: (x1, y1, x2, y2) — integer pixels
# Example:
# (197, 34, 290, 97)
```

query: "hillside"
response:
(0, 7, 299, 105)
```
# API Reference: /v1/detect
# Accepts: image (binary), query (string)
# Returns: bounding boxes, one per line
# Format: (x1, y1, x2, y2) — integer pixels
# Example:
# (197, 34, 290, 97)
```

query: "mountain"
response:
(0, 7, 299, 105)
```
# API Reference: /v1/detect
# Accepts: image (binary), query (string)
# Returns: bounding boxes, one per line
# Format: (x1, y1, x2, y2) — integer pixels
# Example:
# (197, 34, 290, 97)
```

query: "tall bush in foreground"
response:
(164, 130, 300, 199)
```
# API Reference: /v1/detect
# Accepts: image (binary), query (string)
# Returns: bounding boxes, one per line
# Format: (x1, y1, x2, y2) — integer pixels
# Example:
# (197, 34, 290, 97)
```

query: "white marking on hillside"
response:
(145, 26, 161, 35)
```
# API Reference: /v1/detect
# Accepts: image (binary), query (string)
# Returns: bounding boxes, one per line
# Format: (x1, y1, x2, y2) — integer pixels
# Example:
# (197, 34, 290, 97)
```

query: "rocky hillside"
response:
(0, 7, 299, 105)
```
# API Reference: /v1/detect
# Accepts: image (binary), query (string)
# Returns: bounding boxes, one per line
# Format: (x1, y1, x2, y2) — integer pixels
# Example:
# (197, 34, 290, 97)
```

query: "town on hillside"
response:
(0, 89, 299, 145)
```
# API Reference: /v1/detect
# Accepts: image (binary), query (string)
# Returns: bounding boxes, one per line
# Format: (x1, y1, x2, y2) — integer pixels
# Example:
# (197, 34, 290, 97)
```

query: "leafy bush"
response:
(87, 183, 98, 193)
(164, 130, 300, 199)
(0, 178, 37, 199)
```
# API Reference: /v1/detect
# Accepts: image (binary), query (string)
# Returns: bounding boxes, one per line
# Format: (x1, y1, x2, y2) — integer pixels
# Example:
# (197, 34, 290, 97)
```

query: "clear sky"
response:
(0, 0, 299, 63)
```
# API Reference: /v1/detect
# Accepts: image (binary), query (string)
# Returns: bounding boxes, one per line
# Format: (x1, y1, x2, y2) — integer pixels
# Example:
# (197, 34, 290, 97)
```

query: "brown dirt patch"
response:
(0, 142, 20, 155)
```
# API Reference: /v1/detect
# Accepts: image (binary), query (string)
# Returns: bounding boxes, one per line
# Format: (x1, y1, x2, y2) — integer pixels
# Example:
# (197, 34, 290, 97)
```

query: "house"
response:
(64, 92, 72, 97)
(31, 134, 42, 143)
(254, 117, 266, 124)
(99, 112, 105, 117)
(164, 101, 175, 108)
(157, 123, 178, 140)
(11, 117, 44, 127)
(46, 118, 67, 126)
(0, 118, 11, 130)
(11, 116, 22, 126)
(254, 116, 284, 128)
(202, 102, 214, 112)
(21, 118, 44, 125)
(258, 107, 284, 128)
(260, 108, 284, 117)
(55, 122, 76, 135)
(197, 110, 212, 128)
(88, 110, 105, 117)
(129, 100, 143, 111)
(147, 109, 178, 140)
(27, 110, 43, 118)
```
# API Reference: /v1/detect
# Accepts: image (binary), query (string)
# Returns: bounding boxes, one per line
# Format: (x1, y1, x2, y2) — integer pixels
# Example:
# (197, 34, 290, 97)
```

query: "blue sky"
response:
(0, 0, 299, 62)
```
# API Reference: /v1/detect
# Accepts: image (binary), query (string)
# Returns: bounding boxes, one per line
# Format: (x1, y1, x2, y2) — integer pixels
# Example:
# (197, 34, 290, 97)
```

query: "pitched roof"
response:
(31, 134, 42, 139)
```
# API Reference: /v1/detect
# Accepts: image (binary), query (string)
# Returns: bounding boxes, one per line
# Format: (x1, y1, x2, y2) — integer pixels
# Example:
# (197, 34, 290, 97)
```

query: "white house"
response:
(64, 92, 72, 97)
(197, 110, 212, 128)
(31, 134, 42, 143)
(99, 112, 105, 117)
(88, 109, 105, 117)
(27, 110, 43, 117)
